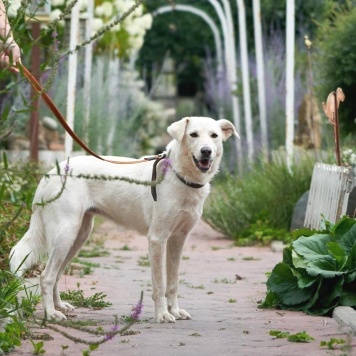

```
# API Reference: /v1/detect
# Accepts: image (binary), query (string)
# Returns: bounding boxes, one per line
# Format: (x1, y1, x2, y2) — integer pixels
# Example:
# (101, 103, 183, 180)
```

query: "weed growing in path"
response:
(320, 338, 345, 350)
(269, 330, 315, 343)
(59, 283, 112, 309)
(119, 245, 132, 251)
(137, 255, 150, 267)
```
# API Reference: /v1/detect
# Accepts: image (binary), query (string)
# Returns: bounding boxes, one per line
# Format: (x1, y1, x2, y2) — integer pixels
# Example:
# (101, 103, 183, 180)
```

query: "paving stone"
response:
(12, 220, 355, 356)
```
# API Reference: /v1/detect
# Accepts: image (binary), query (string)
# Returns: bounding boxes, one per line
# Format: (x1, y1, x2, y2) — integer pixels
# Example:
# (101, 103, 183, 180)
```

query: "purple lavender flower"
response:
(104, 325, 119, 341)
(131, 299, 143, 321)
(64, 164, 70, 175)
(162, 158, 172, 175)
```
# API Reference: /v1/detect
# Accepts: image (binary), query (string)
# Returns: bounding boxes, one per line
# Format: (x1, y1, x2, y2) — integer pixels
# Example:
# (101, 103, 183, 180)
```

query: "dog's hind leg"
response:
(53, 213, 95, 314)
(166, 232, 192, 320)
(40, 214, 93, 321)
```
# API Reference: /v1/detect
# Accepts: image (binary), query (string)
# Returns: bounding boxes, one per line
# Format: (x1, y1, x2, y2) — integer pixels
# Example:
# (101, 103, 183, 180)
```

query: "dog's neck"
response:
(166, 141, 221, 186)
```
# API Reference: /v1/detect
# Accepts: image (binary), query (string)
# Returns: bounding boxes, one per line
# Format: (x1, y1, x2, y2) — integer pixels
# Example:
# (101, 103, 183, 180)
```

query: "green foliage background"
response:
(314, 1, 356, 133)
(204, 156, 314, 245)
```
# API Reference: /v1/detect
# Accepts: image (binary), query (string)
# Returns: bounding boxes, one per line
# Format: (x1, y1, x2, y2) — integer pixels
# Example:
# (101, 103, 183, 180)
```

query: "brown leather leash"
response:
(19, 63, 154, 165)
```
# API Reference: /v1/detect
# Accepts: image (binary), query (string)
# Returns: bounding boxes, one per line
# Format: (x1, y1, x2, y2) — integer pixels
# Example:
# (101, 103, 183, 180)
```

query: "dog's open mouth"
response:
(193, 156, 212, 172)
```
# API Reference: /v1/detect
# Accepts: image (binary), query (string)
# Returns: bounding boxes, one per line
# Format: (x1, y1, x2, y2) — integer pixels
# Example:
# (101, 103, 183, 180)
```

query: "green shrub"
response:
(0, 158, 41, 353)
(0, 157, 41, 270)
(204, 157, 314, 245)
(314, 2, 356, 134)
(0, 268, 39, 354)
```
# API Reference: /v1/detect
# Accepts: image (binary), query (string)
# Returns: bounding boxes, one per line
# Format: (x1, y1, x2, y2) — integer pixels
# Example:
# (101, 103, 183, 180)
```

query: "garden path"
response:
(15, 220, 355, 356)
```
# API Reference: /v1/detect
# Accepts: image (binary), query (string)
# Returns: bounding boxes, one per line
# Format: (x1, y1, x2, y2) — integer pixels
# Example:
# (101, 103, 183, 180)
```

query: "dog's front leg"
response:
(148, 237, 175, 323)
(166, 233, 192, 320)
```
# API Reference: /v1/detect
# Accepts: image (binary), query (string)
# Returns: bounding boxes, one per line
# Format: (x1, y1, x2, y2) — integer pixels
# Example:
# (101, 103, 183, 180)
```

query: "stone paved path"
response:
(14, 220, 355, 356)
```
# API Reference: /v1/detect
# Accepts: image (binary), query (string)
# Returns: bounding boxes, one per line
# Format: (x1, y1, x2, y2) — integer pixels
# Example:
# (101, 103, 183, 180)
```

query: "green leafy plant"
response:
(320, 337, 345, 350)
(269, 330, 315, 343)
(59, 284, 112, 309)
(0, 269, 39, 354)
(30, 340, 46, 355)
(0, 321, 23, 353)
(261, 216, 356, 315)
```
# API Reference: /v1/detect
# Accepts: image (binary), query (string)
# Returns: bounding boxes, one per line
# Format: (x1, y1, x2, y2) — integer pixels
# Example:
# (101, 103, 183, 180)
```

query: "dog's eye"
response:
(211, 133, 218, 138)
(190, 132, 199, 138)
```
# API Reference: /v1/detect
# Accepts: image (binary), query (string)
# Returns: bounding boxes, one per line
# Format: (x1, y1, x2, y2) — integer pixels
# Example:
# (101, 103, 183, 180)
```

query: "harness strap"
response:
(151, 153, 167, 201)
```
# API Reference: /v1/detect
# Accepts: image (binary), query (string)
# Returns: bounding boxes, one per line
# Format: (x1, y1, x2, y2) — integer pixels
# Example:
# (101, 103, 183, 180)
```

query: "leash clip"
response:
(144, 151, 167, 161)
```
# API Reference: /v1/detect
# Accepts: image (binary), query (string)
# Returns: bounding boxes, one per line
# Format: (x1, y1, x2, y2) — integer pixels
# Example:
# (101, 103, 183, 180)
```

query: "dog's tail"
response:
(9, 210, 45, 277)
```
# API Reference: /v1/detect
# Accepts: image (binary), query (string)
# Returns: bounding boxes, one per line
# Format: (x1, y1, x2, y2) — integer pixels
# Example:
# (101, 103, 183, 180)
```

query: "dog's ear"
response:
(218, 119, 239, 141)
(167, 117, 190, 142)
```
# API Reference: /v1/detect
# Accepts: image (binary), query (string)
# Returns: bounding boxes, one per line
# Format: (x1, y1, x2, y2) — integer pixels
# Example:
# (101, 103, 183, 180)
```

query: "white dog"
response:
(10, 116, 238, 323)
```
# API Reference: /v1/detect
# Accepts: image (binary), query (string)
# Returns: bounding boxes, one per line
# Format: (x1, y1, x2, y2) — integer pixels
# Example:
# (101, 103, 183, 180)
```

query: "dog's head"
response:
(167, 117, 238, 175)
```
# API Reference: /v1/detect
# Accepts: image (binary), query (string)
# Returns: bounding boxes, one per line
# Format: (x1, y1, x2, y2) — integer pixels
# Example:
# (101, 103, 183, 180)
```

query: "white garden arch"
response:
(153, 5, 223, 70)
(153, 4, 243, 169)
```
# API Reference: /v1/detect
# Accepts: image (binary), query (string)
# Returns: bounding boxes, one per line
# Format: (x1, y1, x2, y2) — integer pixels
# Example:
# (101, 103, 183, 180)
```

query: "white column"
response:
(252, 0, 268, 161)
(236, 0, 254, 162)
(83, 0, 94, 144)
(65, 4, 80, 157)
(208, 0, 242, 170)
(285, 0, 295, 171)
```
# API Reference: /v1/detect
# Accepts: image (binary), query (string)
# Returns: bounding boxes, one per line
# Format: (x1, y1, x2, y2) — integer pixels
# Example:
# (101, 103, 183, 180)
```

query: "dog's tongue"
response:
(199, 159, 211, 169)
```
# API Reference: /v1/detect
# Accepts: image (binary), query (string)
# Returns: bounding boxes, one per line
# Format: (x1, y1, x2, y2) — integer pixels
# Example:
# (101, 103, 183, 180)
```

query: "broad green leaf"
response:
(305, 299, 340, 316)
(316, 277, 344, 307)
(267, 263, 315, 305)
(292, 250, 308, 269)
(302, 277, 339, 315)
(346, 270, 356, 282)
(327, 242, 348, 270)
(346, 243, 356, 270)
(259, 291, 280, 309)
(296, 272, 320, 289)
(292, 234, 331, 262)
(340, 291, 356, 306)
(306, 257, 345, 278)
(282, 246, 293, 267)
(338, 223, 356, 255)
(340, 277, 356, 306)
(303, 277, 322, 310)
(332, 216, 356, 239)
(292, 228, 317, 240)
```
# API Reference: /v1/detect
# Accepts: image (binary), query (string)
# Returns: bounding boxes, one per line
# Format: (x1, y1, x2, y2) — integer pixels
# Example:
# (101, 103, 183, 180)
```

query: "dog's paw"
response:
(156, 311, 176, 323)
(55, 302, 75, 313)
(46, 310, 67, 321)
(169, 308, 192, 320)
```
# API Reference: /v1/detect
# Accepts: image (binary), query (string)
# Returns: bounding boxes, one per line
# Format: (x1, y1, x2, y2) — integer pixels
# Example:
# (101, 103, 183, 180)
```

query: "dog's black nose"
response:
(201, 146, 212, 157)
